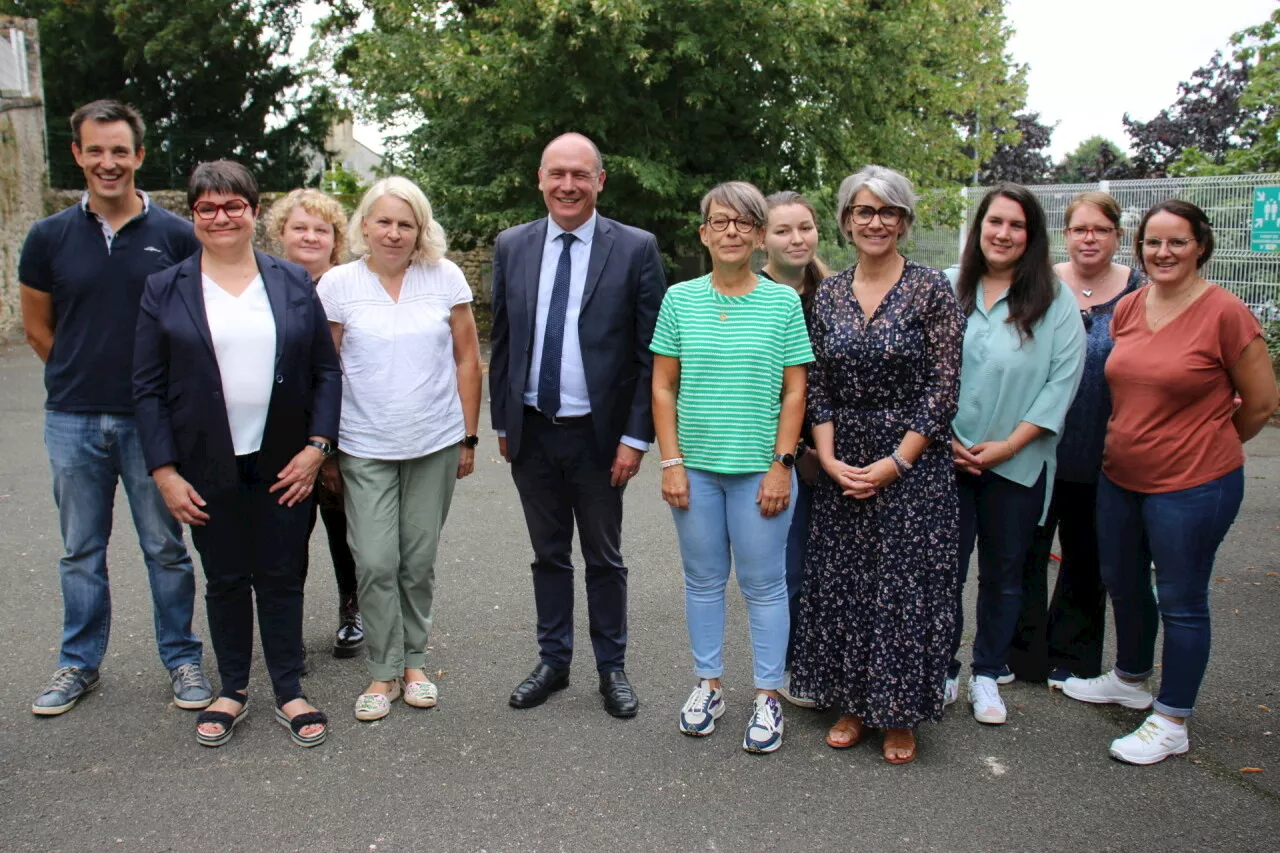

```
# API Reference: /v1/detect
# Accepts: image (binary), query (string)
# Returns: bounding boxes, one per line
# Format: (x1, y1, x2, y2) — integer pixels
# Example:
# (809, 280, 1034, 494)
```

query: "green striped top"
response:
(650, 274, 814, 474)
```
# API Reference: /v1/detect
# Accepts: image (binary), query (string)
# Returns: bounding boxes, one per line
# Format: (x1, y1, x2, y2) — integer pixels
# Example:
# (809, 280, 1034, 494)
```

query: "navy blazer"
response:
(489, 215, 666, 464)
(133, 250, 342, 497)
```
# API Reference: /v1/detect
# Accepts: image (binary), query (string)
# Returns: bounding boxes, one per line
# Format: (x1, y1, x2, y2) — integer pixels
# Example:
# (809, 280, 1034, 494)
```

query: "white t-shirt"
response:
(318, 258, 472, 460)
(202, 273, 276, 456)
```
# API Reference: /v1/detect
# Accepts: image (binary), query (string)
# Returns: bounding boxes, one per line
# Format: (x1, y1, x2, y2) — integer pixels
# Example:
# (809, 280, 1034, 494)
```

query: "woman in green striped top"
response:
(651, 181, 814, 754)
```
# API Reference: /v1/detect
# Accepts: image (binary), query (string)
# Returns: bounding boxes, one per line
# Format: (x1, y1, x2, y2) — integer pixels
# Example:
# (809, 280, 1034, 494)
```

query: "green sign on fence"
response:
(1252, 187, 1280, 252)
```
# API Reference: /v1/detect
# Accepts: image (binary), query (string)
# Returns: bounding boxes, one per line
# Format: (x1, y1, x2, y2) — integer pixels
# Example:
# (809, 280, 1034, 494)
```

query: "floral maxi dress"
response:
(790, 260, 965, 729)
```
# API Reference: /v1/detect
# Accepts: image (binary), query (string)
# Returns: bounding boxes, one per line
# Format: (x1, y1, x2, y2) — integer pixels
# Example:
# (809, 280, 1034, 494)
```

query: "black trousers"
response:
(304, 479, 359, 602)
(1009, 479, 1108, 681)
(510, 410, 628, 672)
(189, 453, 309, 702)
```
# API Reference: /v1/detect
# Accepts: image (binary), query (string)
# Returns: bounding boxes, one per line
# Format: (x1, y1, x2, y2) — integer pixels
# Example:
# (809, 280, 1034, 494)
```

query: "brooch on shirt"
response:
(719, 311, 728, 322)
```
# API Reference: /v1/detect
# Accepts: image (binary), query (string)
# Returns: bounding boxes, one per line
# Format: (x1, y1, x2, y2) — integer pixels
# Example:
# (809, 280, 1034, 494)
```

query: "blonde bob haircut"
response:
(265, 188, 349, 267)
(348, 176, 447, 264)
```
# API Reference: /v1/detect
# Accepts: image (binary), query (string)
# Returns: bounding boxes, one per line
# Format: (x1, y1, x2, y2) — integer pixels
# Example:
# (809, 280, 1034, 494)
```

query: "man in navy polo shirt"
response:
(19, 100, 212, 716)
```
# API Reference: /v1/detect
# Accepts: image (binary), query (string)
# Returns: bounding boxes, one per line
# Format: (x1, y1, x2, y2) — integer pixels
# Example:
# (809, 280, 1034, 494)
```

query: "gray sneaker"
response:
(170, 663, 214, 710)
(32, 666, 100, 716)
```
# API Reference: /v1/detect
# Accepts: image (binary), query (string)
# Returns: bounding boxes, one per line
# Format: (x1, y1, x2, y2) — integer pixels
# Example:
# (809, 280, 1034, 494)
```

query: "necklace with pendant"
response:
(1081, 288, 1093, 298)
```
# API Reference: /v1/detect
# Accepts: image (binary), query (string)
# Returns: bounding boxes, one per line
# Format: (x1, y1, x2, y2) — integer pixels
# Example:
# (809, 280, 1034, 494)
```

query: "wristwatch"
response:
(773, 452, 795, 469)
(306, 439, 335, 457)
(461, 434, 480, 449)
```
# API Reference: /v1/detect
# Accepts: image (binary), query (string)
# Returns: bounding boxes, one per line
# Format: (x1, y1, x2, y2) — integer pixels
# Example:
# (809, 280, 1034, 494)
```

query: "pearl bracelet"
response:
(660, 457, 685, 469)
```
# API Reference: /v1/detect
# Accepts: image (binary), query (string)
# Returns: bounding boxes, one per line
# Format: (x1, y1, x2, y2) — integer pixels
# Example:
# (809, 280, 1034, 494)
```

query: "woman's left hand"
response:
(966, 440, 1016, 471)
(844, 457, 899, 499)
(756, 465, 792, 518)
(457, 446, 475, 479)
(270, 445, 325, 506)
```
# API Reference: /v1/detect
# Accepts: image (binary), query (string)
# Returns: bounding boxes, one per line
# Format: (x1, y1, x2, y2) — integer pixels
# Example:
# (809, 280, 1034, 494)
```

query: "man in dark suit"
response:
(490, 133, 666, 717)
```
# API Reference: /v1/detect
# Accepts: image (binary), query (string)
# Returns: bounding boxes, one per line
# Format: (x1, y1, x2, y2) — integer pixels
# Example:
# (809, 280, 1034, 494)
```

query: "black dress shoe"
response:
(599, 670, 639, 718)
(509, 663, 570, 709)
(333, 597, 364, 659)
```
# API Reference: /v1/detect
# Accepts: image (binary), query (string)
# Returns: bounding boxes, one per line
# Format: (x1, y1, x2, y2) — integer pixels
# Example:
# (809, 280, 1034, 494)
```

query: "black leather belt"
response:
(524, 405, 591, 426)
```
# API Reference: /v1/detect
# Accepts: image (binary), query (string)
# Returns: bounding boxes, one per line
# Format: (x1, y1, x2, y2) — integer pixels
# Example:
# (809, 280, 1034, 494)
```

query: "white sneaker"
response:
(968, 675, 1006, 724)
(742, 693, 785, 753)
(1109, 714, 1190, 765)
(777, 672, 817, 709)
(943, 677, 959, 707)
(1062, 670, 1153, 710)
(679, 680, 725, 736)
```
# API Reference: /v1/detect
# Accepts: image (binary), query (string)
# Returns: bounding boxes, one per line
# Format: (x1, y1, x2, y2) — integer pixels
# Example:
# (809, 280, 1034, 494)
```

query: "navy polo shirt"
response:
(18, 195, 199, 414)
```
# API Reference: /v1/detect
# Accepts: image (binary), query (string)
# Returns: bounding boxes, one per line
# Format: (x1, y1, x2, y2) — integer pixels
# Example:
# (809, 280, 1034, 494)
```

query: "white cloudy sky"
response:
(335, 0, 1279, 162)
(1008, 0, 1276, 158)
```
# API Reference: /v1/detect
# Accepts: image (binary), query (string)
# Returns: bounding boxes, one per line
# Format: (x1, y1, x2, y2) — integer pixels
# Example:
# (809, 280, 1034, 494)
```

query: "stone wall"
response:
(0, 17, 46, 343)
(41, 189, 495, 304)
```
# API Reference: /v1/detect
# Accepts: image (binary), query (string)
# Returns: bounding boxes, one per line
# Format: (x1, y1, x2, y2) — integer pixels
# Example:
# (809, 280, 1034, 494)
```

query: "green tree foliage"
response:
(1173, 8, 1280, 176)
(322, 0, 1025, 251)
(1053, 136, 1133, 184)
(3, 0, 337, 189)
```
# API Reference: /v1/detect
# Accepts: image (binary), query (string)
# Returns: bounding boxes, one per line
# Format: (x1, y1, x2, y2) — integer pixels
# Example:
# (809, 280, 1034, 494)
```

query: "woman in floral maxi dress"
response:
(790, 165, 964, 764)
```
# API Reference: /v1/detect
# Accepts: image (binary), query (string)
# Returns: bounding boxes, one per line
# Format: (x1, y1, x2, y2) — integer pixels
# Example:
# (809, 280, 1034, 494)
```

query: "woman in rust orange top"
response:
(1062, 200, 1278, 765)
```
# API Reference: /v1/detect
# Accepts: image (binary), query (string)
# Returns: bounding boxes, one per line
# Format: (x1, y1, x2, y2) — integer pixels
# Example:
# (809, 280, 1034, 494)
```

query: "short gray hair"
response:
(836, 165, 917, 242)
(699, 181, 768, 226)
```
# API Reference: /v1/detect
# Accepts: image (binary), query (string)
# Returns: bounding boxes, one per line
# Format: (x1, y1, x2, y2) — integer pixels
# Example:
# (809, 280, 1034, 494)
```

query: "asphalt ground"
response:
(1, 344, 1278, 853)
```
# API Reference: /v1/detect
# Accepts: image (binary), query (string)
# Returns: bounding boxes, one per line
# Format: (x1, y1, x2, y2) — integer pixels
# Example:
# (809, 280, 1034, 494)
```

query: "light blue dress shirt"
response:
(948, 269, 1086, 519)
(511, 212, 647, 451)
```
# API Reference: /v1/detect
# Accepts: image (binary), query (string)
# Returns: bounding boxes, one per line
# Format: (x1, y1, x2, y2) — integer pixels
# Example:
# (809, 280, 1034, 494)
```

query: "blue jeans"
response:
(783, 476, 812, 668)
(1096, 468, 1243, 718)
(671, 468, 792, 690)
(44, 411, 201, 673)
(948, 468, 1046, 680)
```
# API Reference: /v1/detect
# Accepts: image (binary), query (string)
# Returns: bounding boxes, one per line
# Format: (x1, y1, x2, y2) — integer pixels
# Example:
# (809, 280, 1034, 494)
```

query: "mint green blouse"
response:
(948, 269, 1086, 518)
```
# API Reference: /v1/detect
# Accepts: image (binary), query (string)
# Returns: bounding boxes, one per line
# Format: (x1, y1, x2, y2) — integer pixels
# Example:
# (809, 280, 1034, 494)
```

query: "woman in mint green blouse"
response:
(651, 181, 813, 754)
(945, 183, 1086, 728)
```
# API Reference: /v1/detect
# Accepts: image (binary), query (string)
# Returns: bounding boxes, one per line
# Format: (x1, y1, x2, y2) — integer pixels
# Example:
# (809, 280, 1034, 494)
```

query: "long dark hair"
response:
(956, 183, 1056, 341)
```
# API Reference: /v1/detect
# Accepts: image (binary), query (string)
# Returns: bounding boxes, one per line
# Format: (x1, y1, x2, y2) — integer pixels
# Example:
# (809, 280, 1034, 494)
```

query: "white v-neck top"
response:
(317, 258, 472, 459)
(202, 273, 276, 455)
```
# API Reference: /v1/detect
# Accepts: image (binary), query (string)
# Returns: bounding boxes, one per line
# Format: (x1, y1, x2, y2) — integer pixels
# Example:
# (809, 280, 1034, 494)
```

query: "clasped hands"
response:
(822, 456, 900, 500)
(154, 443, 328, 525)
(951, 436, 1015, 476)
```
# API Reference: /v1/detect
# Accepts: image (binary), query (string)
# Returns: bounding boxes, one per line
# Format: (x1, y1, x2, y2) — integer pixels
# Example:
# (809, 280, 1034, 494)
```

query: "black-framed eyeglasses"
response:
(193, 199, 250, 220)
(1066, 226, 1116, 239)
(704, 214, 759, 233)
(849, 205, 905, 226)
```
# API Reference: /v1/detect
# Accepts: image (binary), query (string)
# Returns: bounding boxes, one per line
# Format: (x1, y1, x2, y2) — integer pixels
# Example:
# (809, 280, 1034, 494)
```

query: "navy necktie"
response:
(538, 232, 576, 416)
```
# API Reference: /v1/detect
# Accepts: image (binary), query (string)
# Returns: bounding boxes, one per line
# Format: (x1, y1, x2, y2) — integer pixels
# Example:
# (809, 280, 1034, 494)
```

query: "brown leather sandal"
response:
(825, 715, 865, 749)
(882, 727, 917, 764)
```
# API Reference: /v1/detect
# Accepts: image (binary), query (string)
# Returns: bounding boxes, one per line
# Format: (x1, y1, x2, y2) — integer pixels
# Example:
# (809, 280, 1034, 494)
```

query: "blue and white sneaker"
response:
(679, 679, 725, 736)
(996, 666, 1015, 685)
(743, 693, 785, 754)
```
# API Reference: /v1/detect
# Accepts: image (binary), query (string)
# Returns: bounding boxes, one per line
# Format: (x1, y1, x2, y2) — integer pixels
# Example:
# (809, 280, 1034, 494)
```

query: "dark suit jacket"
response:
(133, 250, 342, 497)
(489, 215, 666, 464)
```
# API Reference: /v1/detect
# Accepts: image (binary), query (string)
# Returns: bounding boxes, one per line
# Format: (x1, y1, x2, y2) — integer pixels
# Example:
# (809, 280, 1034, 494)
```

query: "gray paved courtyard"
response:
(1, 345, 1278, 852)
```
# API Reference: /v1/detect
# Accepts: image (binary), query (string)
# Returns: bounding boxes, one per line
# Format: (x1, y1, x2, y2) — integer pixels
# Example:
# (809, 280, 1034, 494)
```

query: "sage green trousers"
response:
(339, 445, 459, 681)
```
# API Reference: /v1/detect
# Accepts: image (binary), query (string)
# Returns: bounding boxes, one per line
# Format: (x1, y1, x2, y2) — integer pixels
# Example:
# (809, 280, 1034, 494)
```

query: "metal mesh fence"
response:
(911, 174, 1280, 310)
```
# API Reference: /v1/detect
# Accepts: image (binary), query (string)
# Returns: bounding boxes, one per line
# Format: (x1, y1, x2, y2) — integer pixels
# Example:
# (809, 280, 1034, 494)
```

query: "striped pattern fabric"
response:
(651, 274, 813, 474)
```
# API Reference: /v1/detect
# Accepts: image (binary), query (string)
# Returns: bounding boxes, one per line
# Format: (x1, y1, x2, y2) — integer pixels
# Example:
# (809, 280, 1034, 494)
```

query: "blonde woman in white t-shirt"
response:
(318, 177, 483, 722)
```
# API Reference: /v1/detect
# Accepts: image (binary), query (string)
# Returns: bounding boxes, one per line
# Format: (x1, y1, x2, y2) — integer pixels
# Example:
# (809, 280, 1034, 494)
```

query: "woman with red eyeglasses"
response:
(134, 160, 341, 748)
(1009, 192, 1142, 688)
(1062, 199, 1277, 764)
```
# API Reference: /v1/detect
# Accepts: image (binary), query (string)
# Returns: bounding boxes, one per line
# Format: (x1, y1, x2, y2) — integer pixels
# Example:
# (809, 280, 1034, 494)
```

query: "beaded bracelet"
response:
(890, 450, 912, 475)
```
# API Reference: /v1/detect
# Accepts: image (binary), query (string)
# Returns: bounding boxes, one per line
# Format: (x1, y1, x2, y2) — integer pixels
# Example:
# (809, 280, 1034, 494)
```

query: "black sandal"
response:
(195, 699, 248, 748)
(275, 701, 328, 748)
